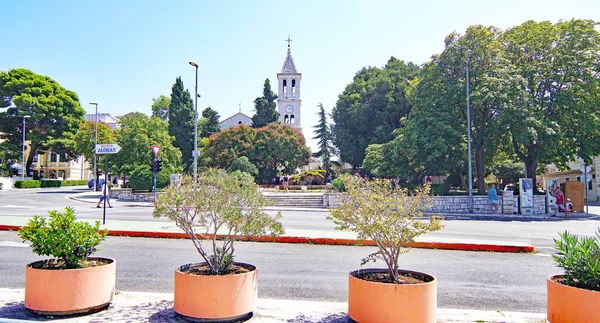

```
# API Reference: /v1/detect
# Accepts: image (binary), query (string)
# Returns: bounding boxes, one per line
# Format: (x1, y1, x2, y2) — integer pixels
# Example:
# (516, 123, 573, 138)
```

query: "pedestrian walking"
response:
(282, 175, 289, 192)
(552, 186, 564, 217)
(96, 179, 113, 208)
(488, 184, 498, 214)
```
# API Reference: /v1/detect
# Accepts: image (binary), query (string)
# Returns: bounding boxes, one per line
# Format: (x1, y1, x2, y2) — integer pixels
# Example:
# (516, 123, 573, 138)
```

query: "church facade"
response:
(219, 38, 302, 130)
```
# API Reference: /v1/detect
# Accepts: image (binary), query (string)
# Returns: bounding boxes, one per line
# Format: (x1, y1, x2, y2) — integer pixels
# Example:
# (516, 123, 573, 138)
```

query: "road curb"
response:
(0, 225, 534, 253)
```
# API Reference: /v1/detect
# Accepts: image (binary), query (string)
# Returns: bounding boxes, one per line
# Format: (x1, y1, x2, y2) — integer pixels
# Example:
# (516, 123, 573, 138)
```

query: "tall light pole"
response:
(189, 61, 199, 176)
(466, 52, 474, 213)
(89, 102, 98, 191)
(21, 115, 31, 180)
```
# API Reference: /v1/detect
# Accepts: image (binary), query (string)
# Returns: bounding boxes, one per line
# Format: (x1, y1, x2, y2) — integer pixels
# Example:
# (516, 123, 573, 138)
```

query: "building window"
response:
(283, 80, 287, 99)
(50, 153, 58, 163)
(290, 114, 295, 124)
(589, 181, 593, 190)
(292, 79, 296, 99)
(577, 176, 581, 182)
(284, 115, 289, 124)
(59, 153, 67, 162)
(238, 121, 242, 125)
(565, 178, 570, 181)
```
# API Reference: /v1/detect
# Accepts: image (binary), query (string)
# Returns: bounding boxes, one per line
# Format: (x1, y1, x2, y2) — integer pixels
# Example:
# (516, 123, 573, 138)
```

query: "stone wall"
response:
(111, 189, 157, 202)
(323, 190, 547, 214)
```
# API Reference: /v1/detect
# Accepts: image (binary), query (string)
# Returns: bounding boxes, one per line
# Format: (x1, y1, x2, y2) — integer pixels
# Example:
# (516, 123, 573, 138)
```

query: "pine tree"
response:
(199, 107, 221, 138)
(251, 79, 279, 128)
(168, 77, 194, 173)
(312, 103, 333, 174)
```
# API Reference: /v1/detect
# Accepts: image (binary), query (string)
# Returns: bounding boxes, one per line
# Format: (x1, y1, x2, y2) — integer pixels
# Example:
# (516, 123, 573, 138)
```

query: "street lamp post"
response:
(89, 102, 98, 191)
(466, 52, 474, 213)
(189, 61, 199, 176)
(21, 115, 31, 180)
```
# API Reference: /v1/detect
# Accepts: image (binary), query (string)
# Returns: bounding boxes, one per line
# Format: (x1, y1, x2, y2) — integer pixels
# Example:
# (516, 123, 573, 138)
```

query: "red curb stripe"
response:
(0, 225, 534, 253)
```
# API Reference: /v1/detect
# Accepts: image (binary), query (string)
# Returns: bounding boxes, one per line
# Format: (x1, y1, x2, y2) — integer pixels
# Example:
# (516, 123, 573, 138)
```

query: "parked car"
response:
(88, 179, 104, 191)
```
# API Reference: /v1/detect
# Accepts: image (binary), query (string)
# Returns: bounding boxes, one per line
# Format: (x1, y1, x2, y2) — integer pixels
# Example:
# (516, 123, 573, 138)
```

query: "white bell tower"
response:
(277, 35, 302, 130)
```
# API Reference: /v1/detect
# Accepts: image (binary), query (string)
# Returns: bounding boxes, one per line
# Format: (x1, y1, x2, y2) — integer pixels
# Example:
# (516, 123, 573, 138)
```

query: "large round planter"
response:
(348, 268, 437, 323)
(174, 262, 257, 322)
(25, 257, 116, 315)
(547, 274, 600, 323)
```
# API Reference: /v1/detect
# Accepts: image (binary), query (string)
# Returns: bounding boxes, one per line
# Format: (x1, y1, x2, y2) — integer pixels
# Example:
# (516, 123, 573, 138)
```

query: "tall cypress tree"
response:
(168, 77, 194, 173)
(199, 107, 221, 138)
(251, 79, 279, 128)
(312, 103, 333, 174)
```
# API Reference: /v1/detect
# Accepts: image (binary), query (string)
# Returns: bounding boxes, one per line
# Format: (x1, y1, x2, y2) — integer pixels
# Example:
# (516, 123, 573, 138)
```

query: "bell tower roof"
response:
(281, 35, 298, 74)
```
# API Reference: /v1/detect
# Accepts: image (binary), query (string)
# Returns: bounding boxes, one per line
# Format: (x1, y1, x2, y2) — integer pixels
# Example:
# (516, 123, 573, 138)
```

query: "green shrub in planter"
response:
(130, 164, 171, 191)
(14, 180, 41, 189)
(553, 230, 600, 291)
(63, 180, 88, 186)
(332, 173, 354, 192)
(40, 180, 62, 188)
(18, 207, 108, 269)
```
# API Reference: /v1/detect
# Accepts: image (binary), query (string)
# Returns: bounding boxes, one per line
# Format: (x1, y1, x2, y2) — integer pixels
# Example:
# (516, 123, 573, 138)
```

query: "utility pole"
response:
(466, 52, 473, 213)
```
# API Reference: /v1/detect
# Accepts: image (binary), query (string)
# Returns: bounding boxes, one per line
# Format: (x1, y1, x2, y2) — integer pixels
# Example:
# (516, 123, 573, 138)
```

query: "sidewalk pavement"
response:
(0, 289, 547, 323)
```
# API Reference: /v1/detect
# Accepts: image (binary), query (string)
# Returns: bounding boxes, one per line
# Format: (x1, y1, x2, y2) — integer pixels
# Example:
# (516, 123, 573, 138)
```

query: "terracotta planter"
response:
(547, 274, 600, 323)
(348, 268, 437, 323)
(174, 262, 257, 322)
(25, 257, 116, 315)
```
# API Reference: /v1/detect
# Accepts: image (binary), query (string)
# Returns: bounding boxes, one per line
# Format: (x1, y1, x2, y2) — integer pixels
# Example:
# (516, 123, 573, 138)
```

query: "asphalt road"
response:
(0, 230, 556, 313)
(2, 187, 600, 250)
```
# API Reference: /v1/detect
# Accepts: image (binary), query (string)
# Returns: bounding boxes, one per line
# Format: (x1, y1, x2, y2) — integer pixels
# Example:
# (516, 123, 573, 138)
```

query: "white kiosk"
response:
(546, 178, 559, 214)
(519, 178, 534, 215)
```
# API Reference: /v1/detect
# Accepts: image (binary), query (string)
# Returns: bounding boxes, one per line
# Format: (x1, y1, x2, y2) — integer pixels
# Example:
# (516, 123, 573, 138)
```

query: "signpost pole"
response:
(103, 156, 107, 225)
(585, 163, 589, 214)
(153, 158, 157, 203)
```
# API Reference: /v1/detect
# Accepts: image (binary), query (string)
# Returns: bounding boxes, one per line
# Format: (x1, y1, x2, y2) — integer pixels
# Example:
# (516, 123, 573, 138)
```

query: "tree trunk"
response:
(475, 145, 486, 194)
(525, 159, 538, 191)
(25, 142, 37, 177)
(459, 173, 467, 190)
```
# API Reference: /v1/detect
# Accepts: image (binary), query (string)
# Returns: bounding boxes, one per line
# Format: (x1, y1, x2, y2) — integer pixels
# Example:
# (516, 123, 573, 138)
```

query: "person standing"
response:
(552, 187, 564, 217)
(96, 179, 113, 208)
(282, 175, 289, 192)
(488, 184, 498, 214)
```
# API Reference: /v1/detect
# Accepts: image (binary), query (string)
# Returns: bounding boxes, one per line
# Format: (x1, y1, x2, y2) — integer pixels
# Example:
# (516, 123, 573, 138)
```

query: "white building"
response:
(85, 113, 119, 130)
(220, 112, 252, 130)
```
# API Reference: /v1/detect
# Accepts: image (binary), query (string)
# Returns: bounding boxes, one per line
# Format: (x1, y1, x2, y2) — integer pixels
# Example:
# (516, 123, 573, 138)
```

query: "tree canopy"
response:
(199, 106, 221, 138)
(251, 79, 279, 128)
(168, 77, 194, 173)
(332, 58, 420, 167)
(0, 68, 85, 175)
(112, 112, 182, 177)
(73, 121, 116, 171)
(151, 95, 171, 121)
(312, 103, 334, 174)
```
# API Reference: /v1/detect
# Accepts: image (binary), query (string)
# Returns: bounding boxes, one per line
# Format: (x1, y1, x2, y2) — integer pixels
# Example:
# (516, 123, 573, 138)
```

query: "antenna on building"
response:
(239, 102, 241, 113)
(286, 34, 292, 53)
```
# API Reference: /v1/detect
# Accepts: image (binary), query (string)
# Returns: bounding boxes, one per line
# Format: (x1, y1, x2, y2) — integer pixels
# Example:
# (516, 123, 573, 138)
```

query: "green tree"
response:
(168, 77, 194, 173)
(251, 79, 279, 128)
(228, 156, 258, 177)
(73, 121, 116, 171)
(204, 125, 256, 170)
(0, 69, 85, 175)
(500, 19, 600, 188)
(112, 112, 182, 177)
(332, 58, 420, 167)
(151, 95, 171, 121)
(199, 106, 221, 138)
(312, 103, 334, 174)
(251, 123, 310, 182)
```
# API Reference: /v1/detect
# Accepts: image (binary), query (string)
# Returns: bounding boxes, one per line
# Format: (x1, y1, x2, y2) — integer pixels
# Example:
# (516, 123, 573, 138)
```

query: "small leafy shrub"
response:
(331, 173, 353, 192)
(553, 230, 600, 291)
(14, 180, 41, 188)
(154, 169, 284, 275)
(291, 170, 326, 185)
(228, 156, 258, 176)
(329, 177, 443, 283)
(63, 180, 88, 186)
(18, 207, 108, 269)
(40, 180, 62, 188)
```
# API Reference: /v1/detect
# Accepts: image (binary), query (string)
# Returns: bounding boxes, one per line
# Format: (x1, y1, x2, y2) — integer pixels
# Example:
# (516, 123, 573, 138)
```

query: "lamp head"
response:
(89, 102, 98, 105)
(189, 61, 198, 67)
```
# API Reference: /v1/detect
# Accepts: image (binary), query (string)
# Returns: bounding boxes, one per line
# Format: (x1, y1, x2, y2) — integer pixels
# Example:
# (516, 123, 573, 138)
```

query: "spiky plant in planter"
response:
(153, 169, 284, 320)
(329, 176, 443, 323)
(19, 207, 108, 269)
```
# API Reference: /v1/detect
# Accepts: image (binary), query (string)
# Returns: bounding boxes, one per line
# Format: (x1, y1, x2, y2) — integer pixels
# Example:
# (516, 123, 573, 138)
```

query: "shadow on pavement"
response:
(287, 313, 349, 323)
(429, 214, 598, 223)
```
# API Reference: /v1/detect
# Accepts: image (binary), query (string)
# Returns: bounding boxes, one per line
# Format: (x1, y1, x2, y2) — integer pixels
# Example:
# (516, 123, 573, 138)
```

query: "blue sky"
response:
(1, 0, 598, 150)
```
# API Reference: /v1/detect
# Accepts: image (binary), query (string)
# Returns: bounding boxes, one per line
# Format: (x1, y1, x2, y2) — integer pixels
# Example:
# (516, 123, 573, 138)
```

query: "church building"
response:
(220, 37, 302, 130)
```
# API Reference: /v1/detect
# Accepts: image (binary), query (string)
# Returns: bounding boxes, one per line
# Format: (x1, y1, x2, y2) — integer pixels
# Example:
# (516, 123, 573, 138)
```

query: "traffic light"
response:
(156, 159, 162, 173)
(152, 159, 162, 173)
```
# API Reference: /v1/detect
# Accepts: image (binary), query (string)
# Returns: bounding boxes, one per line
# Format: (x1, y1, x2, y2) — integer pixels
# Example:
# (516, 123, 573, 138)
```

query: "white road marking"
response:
(0, 241, 30, 248)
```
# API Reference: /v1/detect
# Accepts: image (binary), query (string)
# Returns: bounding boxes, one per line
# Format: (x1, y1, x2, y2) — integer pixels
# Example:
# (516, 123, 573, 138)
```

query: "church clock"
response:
(285, 105, 294, 113)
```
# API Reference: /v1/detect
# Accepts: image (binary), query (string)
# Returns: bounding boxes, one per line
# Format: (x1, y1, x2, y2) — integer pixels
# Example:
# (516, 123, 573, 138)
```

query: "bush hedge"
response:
(14, 179, 89, 189)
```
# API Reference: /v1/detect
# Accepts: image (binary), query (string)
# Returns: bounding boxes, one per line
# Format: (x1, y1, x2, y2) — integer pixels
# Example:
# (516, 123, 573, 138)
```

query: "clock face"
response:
(285, 105, 294, 113)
